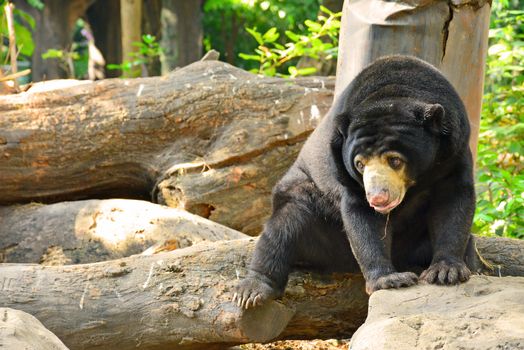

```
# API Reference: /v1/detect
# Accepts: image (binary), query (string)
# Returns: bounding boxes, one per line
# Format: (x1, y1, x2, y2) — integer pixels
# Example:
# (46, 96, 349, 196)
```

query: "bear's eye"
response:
(355, 160, 365, 173)
(388, 156, 403, 170)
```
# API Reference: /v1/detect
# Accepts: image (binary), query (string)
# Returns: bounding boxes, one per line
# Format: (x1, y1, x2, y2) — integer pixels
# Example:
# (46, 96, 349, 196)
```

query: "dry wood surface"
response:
(0, 61, 334, 235)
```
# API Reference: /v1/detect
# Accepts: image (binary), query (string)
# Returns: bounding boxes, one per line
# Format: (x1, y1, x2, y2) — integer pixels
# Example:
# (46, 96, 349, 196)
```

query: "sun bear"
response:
(233, 55, 477, 309)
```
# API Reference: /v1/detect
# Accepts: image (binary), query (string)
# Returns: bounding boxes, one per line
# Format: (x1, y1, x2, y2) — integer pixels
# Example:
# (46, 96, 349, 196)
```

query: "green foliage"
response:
(0, 5, 36, 64)
(26, 0, 44, 10)
(41, 19, 88, 79)
(107, 34, 162, 76)
(203, 0, 321, 69)
(41, 47, 81, 78)
(41, 48, 79, 61)
(239, 6, 341, 77)
(473, 0, 523, 239)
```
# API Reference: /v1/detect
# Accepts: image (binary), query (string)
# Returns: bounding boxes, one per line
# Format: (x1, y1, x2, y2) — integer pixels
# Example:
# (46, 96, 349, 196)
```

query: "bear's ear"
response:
(423, 103, 449, 135)
(333, 111, 350, 138)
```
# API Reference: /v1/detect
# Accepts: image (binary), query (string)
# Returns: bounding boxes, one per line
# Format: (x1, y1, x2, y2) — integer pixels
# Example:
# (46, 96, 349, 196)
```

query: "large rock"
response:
(350, 275, 524, 350)
(0, 308, 69, 349)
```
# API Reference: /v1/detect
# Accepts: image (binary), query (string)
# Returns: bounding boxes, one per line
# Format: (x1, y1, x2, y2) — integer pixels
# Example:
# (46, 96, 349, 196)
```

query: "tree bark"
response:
(173, 0, 204, 67)
(13, 0, 94, 81)
(86, 0, 122, 78)
(0, 199, 247, 265)
(0, 236, 521, 350)
(142, 0, 162, 76)
(160, 0, 203, 72)
(0, 239, 368, 350)
(159, 0, 177, 73)
(336, 0, 491, 158)
(120, 0, 142, 77)
(0, 61, 334, 235)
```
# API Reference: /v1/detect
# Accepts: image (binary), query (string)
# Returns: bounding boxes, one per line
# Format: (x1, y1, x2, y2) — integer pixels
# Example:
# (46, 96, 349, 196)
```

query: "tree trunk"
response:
(0, 236, 521, 350)
(142, 0, 162, 76)
(13, 0, 94, 81)
(162, 0, 204, 73)
(160, 0, 203, 71)
(0, 61, 334, 235)
(0, 199, 247, 265)
(159, 0, 177, 73)
(336, 0, 491, 158)
(86, 0, 122, 78)
(225, 12, 238, 65)
(120, 0, 142, 77)
(321, 0, 344, 13)
(175, 0, 203, 67)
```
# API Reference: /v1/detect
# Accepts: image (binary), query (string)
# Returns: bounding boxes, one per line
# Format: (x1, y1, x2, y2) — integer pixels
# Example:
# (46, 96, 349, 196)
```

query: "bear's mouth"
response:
(370, 198, 401, 214)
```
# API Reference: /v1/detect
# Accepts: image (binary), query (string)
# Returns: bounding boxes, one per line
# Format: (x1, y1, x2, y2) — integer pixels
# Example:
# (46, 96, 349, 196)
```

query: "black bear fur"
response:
(234, 55, 477, 309)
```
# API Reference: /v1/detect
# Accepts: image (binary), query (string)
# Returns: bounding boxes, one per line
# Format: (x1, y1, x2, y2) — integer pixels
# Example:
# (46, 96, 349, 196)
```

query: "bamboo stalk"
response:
(3, 1, 19, 91)
(0, 68, 30, 82)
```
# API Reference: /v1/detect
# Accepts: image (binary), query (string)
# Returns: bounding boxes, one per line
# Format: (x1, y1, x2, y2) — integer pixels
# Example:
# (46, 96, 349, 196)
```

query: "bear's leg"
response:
(420, 171, 475, 284)
(234, 183, 315, 309)
(341, 196, 418, 294)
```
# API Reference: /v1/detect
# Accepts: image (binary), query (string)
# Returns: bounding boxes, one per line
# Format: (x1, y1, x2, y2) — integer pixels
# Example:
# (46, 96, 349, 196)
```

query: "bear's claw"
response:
(366, 271, 418, 294)
(233, 276, 281, 309)
(420, 259, 470, 285)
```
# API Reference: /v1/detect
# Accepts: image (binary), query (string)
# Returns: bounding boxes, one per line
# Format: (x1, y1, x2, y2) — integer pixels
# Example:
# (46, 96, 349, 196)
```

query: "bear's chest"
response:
(390, 189, 432, 236)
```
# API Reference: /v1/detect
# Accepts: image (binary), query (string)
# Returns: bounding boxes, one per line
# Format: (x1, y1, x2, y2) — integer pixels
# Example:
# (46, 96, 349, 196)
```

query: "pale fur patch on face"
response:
(355, 152, 414, 213)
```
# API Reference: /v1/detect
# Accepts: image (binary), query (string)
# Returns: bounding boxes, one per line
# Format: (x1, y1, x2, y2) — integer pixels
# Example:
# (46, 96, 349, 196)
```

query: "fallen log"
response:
(0, 236, 522, 350)
(0, 238, 367, 350)
(0, 199, 247, 265)
(0, 61, 334, 235)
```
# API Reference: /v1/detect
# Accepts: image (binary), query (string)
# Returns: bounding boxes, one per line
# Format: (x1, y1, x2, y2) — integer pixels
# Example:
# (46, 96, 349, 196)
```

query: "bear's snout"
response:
(367, 189, 390, 207)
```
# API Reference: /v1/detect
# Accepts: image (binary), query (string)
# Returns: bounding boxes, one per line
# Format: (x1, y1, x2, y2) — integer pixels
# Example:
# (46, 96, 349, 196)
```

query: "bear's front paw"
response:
(420, 258, 470, 285)
(365, 271, 418, 294)
(233, 275, 282, 309)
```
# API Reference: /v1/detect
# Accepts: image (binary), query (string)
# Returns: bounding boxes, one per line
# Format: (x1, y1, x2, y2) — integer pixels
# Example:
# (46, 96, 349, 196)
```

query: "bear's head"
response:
(338, 99, 449, 214)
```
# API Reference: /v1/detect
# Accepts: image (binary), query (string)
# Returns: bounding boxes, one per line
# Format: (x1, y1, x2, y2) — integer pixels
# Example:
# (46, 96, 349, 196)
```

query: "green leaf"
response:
(296, 67, 317, 76)
(26, 0, 44, 10)
(262, 27, 279, 43)
(285, 30, 300, 42)
(246, 27, 264, 45)
(142, 34, 156, 44)
(238, 53, 261, 61)
(14, 23, 34, 56)
(319, 5, 334, 16)
(476, 213, 494, 222)
(14, 8, 36, 29)
(304, 19, 322, 32)
(42, 49, 64, 59)
(263, 66, 276, 76)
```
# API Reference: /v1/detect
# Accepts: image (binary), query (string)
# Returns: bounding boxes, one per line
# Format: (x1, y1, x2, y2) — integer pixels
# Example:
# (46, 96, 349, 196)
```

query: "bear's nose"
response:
(367, 190, 390, 207)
